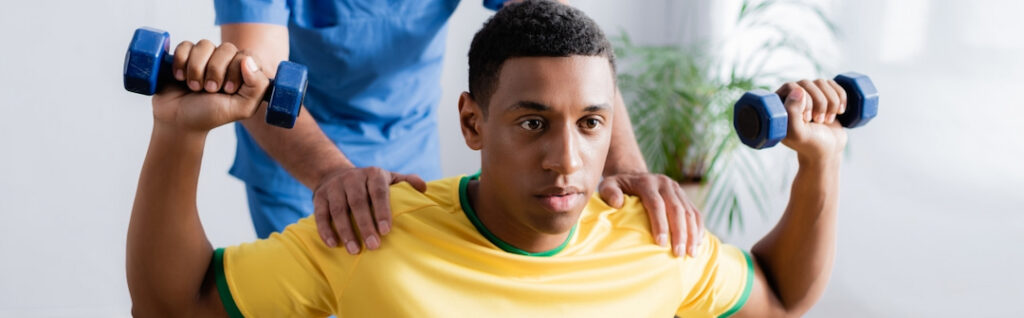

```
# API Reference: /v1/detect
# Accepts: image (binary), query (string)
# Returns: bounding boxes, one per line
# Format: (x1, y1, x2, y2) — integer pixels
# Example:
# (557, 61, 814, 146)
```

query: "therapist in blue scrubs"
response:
(207, 0, 706, 258)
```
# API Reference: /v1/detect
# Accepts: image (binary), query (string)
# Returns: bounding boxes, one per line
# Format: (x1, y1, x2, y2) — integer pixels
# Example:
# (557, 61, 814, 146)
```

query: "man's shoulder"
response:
(388, 176, 463, 219)
(578, 194, 653, 237)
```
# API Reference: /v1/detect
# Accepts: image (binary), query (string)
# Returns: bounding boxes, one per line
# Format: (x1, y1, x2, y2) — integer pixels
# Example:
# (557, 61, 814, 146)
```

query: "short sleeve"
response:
(214, 0, 290, 26)
(215, 217, 350, 317)
(675, 233, 755, 318)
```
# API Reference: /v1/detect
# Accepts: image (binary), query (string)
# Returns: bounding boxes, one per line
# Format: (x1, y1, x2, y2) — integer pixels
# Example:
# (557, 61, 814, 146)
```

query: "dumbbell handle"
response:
(148, 53, 282, 100)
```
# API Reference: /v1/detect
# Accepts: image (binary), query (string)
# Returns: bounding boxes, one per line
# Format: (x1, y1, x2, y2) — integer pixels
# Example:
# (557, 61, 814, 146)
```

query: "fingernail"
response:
(816, 114, 825, 123)
(655, 234, 668, 247)
(205, 80, 217, 92)
(224, 81, 235, 92)
(379, 221, 390, 235)
(366, 235, 380, 249)
(345, 241, 360, 255)
(174, 69, 184, 81)
(688, 246, 695, 257)
(245, 56, 258, 72)
(325, 238, 336, 247)
(673, 246, 683, 257)
(188, 80, 200, 91)
(829, 114, 836, 123)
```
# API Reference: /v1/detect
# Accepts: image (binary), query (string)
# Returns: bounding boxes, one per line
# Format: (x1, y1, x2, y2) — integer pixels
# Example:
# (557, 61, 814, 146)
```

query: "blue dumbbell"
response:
(123, 27, 308, 128)
(733, 72, 878, 149)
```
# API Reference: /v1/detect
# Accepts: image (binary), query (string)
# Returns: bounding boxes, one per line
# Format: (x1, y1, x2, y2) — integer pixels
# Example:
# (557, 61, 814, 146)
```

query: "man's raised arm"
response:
(735, 79, 848, 318)
(125, 43, 272, 317)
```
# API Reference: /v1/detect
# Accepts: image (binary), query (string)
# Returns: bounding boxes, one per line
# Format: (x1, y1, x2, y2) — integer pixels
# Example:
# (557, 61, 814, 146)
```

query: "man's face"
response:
(461, 55, 616, 234)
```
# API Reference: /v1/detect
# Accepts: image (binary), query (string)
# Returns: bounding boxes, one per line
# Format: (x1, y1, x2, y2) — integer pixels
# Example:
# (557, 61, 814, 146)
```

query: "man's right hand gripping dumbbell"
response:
(138, 33, 275, 132)
(124, 27, 308, 128)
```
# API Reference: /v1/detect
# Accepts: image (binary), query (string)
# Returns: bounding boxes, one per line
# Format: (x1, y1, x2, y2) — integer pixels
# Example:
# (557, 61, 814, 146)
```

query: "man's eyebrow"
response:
(508, 101, 551, 112)
(583, 103, 611, 112)
(507, 101, 612, 112)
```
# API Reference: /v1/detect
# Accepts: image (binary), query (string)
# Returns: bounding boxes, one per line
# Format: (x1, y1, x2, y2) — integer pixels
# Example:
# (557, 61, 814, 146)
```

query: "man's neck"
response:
(467, 179, 572, 253)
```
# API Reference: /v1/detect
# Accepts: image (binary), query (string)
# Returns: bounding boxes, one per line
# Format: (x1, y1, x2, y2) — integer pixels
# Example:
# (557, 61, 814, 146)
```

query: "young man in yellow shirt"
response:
(127, 1, 848, 317)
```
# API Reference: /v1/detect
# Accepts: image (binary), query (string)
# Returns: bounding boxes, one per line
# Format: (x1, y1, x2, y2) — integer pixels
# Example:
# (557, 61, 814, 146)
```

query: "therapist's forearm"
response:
(603, 88, 648, 176)
(222, 23, 353, 189)
(240, 107, 353, 188)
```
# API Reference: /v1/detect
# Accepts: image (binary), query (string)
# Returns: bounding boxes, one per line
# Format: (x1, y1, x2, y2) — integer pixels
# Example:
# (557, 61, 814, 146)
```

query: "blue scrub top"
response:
(214, 0, 506, 194)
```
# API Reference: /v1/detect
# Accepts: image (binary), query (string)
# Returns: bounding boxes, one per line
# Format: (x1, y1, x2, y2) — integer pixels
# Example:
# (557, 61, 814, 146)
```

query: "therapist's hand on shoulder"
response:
(313, 167, 427, 254)
(598, 173, 704, 258)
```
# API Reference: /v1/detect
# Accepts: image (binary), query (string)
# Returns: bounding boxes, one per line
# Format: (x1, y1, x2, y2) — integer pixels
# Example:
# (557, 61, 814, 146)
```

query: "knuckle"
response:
(330, 205, 349, 217)
(196, 39, 214, 47)
(205, 63, 223, 76)
(219, 42, 238, 52)
(176, 41, 193, 51)
(350, 198, 367, 208)
(332, 219, 350, 231)
(188, 64, 204, 76)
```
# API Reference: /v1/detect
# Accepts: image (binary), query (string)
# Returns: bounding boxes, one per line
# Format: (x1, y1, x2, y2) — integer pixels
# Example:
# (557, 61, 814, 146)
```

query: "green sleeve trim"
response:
(458, 172, 576, 257)
(213, 248, 245, 318)
(718, 249, 755, 318)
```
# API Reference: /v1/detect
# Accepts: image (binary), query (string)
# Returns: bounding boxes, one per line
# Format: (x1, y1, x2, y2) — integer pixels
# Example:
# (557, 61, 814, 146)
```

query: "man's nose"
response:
(541, 126, 583, 175)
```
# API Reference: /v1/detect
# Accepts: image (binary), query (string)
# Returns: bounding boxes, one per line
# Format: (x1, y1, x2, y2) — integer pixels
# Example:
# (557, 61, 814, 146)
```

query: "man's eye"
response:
(520, 119, 544, 131)
(581, 118, 602, 130)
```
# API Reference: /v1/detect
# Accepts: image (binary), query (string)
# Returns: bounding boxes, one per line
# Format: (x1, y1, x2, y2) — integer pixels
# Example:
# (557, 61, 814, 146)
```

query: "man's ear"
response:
(459, 92, 484, 150)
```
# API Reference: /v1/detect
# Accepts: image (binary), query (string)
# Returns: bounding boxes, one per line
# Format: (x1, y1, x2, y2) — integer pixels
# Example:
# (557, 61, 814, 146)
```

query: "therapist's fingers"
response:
(392, 172, 428, 193)
(366, 168, 393, 236)
(345, 173, 381, 251)
(313, 192, 338, 247)
(322, 183, 360, 254)
(597, 177, 626, 209)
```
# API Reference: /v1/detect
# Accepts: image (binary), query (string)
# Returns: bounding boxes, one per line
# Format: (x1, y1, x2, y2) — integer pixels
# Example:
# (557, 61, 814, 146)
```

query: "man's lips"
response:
(534, 187, 585, 211)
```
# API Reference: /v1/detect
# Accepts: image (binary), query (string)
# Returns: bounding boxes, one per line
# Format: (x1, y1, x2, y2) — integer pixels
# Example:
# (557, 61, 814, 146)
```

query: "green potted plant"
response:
(615, 0, 838, 231)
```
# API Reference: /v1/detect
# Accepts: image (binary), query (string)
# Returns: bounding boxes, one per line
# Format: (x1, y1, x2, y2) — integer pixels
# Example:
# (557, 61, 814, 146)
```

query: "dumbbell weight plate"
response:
(733, 90, 788, 149)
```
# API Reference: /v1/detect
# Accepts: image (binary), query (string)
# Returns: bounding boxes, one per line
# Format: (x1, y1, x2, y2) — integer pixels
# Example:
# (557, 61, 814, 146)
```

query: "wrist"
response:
(796, 152, 841, 171)
(315, 161, 356, 188)
(152, 122, 209, 144)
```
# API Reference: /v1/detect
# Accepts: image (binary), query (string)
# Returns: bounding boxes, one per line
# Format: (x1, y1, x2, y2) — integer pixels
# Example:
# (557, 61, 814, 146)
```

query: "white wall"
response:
(0, 0, 1021, 317)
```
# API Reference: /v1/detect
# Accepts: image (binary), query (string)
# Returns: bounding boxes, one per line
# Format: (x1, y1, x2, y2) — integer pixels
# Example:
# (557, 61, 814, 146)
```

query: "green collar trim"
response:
(458, 172, 576, 257)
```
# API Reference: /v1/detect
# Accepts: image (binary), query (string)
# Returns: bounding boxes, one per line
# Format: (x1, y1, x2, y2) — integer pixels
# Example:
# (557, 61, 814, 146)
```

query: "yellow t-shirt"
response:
(214, 175, 753, 318)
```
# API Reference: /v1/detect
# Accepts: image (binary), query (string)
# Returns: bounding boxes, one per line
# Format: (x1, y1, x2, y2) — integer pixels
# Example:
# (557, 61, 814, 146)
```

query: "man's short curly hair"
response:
(468, 0, 615, 110)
